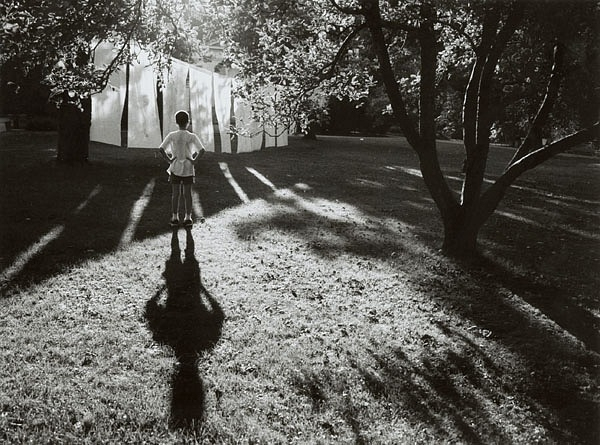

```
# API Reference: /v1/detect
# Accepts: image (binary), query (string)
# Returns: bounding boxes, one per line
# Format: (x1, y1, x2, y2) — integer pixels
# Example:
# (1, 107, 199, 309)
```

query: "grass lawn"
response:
(0, 131, 598, 444)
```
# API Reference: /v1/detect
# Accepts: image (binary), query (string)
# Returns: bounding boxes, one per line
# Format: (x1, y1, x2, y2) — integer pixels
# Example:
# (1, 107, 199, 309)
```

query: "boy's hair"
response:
(175, 110, 189, 127)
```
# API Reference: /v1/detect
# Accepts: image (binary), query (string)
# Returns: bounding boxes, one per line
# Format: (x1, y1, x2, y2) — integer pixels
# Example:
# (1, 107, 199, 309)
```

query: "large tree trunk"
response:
(360, 0, 596, 258)
(442, 123, 599, 257)
(57, 95, 91, 163)
(441, 210, 482, 257)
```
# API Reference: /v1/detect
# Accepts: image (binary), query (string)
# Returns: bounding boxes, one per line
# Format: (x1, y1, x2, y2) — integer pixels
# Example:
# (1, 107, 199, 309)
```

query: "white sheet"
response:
(90, 42, 126, 146)
(233, 96, 256, 153)
(189, 66, 215, 152)
(213, 73, 232, 153)
(251, 125, 264, 152)
(264, 123, 289, 148)
(91, 46, 280, 153)
(264, 123, 277, 147)
(162, 59, 189, 135)
(128, 51, 162, 148)
(280, 127, 289, 146)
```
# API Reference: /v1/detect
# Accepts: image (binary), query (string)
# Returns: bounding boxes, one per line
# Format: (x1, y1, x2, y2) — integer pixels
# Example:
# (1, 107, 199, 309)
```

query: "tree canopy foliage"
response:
(1, 0, 212, 161)
(203, 0, 599, 255)
(0, 0, 207, 106)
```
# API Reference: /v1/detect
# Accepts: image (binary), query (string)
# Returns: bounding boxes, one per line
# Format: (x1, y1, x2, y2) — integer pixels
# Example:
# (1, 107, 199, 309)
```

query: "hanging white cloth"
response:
(90, 41, 126, 146)
(280, 127, 289, 146)
(233, 96, 255, 153)
(189, 66, 215, 152)
(213, 73, 232, 153)
(162, 59, 189, 135)
(127, 50, 162, 148)
(251, 124, 264, 151)
(264, 123, 278, 147)
(265, 124, 289, 147)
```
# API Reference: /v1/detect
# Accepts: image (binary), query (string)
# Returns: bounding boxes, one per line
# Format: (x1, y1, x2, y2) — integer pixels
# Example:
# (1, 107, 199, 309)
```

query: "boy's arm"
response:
(159, 147, 172, 163)
(158, 134, 173, 162)
(189, 134, 206, 162)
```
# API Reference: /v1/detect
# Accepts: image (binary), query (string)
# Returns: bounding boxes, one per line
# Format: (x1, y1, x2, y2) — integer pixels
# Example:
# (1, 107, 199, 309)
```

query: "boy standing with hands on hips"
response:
(158, 110, 206, 227)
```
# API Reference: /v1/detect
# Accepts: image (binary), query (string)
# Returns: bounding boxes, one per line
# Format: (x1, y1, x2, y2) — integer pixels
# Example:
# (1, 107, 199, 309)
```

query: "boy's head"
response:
(175, 110, 189, 128)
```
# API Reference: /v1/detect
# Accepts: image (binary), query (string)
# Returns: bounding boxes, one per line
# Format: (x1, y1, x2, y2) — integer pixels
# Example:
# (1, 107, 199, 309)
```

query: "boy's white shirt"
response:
(159, 129, 205, 177)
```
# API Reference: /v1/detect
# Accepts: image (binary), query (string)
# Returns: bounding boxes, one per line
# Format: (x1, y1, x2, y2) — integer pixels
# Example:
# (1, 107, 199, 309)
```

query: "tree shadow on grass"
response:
(378, 265, 599, 444)
(469, 254, 600, 355)
(358, 345, 506, 444)
(0, 133, 239, 296)
(144, 228, 224, 429)
(234, 187, 599, 443)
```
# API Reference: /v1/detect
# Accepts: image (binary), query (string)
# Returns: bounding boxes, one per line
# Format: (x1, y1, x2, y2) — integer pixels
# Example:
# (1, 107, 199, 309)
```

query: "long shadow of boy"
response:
(145, 228, 224, 429)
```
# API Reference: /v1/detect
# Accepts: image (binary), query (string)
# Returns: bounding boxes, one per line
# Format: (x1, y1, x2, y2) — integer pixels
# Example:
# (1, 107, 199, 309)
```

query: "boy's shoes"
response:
(183, 218, 193, 227)
(169, 218, 179, 227)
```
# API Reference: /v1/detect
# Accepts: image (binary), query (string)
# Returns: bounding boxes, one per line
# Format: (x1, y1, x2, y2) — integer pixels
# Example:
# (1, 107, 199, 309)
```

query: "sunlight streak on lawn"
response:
(246, 167, 277, 191)
(219, 162, 249, 203)
(393, 166, 423, 178)
(496, 210, 600, 241)
(118, 178, 156, 248)
(0, 185, 102, 287)
(502, 289, 580, 342)
(192, 189, 205, 220)
(74, 185, 102, 213)
(0, 225, 64, 287)
(393, 166, 600, 207)
(240, 167, 423, 254)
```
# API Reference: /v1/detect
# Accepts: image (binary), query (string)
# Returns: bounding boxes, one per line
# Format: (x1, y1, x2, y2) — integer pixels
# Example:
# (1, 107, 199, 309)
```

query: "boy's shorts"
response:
(169, 174, 194, 185)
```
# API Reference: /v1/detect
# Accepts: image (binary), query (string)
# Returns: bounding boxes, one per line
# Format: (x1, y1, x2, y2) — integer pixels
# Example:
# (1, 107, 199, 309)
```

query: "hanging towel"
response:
(213, 73, 232, 153)
(162, 59, 189, 135)
(90, 41, 126, 146)
(189, 66, 215, 152)
(128, 49, 162, 148)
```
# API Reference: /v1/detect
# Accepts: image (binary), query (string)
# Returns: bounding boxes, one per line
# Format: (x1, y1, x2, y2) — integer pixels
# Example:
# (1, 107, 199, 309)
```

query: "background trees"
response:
(205, 0, 599, 256)
(0, 0, 205, 162)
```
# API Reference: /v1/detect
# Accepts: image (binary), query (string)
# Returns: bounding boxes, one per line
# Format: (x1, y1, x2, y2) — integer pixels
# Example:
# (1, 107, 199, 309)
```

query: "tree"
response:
(205, 0, 599, 256)
(0, 0, 204, 162)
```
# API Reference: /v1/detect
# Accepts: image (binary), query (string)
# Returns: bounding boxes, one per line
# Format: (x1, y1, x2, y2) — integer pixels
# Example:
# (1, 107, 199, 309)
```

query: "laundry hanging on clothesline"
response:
(162, 58, 189, 136)
(127, 48, 162, 149)
(90, 42, 288, 152)
(189, 66, 215, 152)
(90, 43, 126, 147)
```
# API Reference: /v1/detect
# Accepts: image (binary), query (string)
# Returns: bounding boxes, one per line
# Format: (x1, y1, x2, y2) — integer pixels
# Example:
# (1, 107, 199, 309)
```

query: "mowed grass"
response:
(0, 131, 598, 444)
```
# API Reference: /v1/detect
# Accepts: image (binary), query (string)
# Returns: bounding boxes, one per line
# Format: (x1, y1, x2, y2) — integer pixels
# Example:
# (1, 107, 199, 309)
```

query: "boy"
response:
(158, 110, 206, 227)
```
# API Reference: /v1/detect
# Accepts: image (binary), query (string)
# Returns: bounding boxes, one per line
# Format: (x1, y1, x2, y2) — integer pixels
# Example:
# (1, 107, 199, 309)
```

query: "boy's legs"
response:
(171, 183, 182, 221)
(183, 183, 193, 221)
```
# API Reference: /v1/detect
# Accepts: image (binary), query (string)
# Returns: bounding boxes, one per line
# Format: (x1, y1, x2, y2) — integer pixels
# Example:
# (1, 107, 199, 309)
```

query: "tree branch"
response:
(461, 4, 522, 210)
(418, 2, 437, 148)
(462, 7, 500, 156)
(361, 1, 459, 219)
(94, 0, 144, 93)
(476, 122, 599, 226)
(361, 0, 421, 149)
(476, 4, 523, 146)
(329, 0, 363, 15)
(435, 19, 476, 50)
(318, 22, 368, 79)
(509, 41, 564, 166)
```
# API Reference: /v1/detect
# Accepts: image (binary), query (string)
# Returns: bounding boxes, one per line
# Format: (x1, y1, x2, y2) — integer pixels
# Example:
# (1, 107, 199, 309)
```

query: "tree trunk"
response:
(441, 210, 482, 257)
(57, 95, 91, 163)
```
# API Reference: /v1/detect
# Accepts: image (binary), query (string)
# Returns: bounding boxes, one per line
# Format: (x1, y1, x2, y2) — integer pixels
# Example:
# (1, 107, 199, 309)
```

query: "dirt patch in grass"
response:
(0, 131, 598, 443)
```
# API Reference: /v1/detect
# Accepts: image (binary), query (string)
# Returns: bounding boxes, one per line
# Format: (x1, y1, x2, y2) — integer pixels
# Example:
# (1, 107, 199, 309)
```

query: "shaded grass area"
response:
(0, 131, 598, 443)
